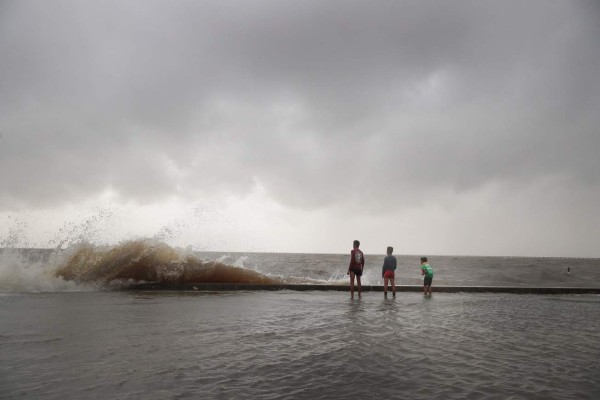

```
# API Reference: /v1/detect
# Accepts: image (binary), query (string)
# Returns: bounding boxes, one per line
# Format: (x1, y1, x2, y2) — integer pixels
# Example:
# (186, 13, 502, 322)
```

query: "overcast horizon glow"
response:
(1, 1, 599, 257)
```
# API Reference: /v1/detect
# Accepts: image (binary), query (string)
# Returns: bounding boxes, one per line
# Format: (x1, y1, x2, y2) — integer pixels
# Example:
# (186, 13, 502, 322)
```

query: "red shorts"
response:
(383, 270, 395, 279)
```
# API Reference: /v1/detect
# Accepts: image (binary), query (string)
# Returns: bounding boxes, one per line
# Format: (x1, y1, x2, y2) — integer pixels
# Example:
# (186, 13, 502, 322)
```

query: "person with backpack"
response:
(347, 240, 365, 299)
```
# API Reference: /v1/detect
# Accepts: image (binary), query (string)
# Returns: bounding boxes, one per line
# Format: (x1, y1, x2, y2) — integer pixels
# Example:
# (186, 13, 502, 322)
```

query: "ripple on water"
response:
(1, 291, 599, 399)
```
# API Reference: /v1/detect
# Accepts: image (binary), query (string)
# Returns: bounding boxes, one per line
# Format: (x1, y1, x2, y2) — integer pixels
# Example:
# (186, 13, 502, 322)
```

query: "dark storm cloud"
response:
(1, 0, 598, 211)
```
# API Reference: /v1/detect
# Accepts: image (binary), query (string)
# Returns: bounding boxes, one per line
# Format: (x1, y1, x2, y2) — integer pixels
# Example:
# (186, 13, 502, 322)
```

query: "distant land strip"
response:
(129, 283, 600, 294)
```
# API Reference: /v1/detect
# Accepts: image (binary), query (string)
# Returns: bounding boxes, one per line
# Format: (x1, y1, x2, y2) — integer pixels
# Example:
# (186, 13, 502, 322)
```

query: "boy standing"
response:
(420, 257, 434, 296)
(347, 240, 364, 299)
(382, 246, 397, 298)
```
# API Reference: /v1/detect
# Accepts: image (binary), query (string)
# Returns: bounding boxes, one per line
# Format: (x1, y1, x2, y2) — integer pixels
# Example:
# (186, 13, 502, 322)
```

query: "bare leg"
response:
(349, 271, 355, 299)
(357, 275, 362, 299)
(391, 278, 396, 297)
(383, 277, 388, 296)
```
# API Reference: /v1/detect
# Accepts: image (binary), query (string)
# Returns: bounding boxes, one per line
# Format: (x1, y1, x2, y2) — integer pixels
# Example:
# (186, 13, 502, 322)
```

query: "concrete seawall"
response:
(129, 282, 600, 294)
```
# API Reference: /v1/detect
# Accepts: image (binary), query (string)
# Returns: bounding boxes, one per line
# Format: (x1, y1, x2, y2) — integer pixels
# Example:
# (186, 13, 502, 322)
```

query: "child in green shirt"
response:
(420, 257, 434, 296)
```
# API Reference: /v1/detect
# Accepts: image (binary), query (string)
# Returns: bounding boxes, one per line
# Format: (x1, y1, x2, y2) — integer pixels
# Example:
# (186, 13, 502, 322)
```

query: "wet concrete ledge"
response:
(129, 283, 600, 294)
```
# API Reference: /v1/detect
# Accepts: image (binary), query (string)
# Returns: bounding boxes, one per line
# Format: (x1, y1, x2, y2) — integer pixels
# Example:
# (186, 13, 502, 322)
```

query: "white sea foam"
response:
(0, 249, 89, 293)
(214, 254, 249, 268)
(233, 255, 249, 268)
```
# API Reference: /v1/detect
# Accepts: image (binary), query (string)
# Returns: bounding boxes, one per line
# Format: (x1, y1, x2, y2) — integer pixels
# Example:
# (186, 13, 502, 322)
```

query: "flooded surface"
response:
(1, 291, 599, 399)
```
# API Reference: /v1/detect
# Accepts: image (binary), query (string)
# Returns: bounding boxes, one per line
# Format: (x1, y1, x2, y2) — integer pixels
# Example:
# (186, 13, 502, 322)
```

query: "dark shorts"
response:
(350, 268, 363, 277)
(424, 276, 433, 286)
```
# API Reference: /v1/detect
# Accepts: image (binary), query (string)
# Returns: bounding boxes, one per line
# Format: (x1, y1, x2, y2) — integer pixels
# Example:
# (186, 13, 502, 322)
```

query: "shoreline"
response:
(129, 283, 600, 294)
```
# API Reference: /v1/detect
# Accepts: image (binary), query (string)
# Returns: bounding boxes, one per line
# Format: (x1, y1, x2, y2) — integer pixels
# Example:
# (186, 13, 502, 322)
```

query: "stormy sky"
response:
(1, 0, 599, 256)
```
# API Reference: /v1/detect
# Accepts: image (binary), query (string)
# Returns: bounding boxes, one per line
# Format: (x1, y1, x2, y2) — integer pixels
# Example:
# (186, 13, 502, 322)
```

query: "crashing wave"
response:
(55, 239, 279, 287)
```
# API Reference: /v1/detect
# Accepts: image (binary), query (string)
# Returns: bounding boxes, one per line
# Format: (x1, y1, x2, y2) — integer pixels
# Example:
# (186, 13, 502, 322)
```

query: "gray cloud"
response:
(1, 0, 599, 212)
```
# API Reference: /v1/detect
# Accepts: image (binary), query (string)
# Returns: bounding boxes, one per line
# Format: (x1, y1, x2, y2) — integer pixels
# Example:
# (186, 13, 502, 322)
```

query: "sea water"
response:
(1, 243, 600, 399)
(1, 291, 599, 399)
(2, 242, 600, 290)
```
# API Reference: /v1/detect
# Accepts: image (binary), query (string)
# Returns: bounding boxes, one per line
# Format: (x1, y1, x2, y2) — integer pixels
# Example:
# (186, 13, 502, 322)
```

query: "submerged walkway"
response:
(130, 282, 600, 294)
